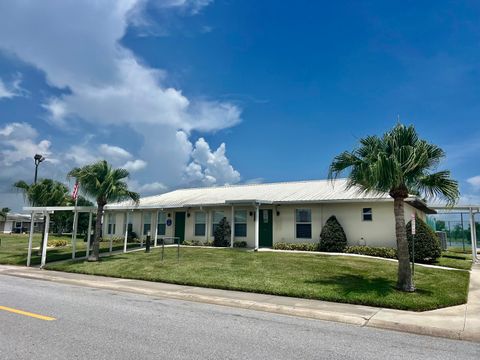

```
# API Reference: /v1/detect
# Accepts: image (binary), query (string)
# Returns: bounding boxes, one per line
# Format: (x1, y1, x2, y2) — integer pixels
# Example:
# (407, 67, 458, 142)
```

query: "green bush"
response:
(183, 240, 214, 247)
(319, 216, 347, 252)
(345, 246, 397, 259)
(406, 216, 442, 263)
(213, 217, 231, 247)
(273, 242, 320, 251)
(47, 239, 68, 247)
(233, 240, 247, 248)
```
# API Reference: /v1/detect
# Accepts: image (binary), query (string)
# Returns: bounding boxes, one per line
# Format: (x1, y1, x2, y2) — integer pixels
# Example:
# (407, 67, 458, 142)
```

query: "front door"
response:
(174, 212, 186, 244)
(259, 209, 273, 247)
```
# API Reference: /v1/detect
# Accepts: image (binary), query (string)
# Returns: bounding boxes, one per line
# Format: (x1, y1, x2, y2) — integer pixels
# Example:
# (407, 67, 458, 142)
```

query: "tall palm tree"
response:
(329, 123, 458, 292)
(14, 179, 69, 253)
(68, 160, 139, 261)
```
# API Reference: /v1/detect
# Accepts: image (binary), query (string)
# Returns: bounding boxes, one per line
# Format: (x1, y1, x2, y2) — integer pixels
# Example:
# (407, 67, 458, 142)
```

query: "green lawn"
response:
(0, 233, 139, 266)
(46, 247, 470, 311)
(434, 250, 473, 270)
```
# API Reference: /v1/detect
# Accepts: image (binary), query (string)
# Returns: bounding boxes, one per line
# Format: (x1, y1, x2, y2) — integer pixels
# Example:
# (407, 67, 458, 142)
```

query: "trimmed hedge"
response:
(47, 239, 68, 247)
(406, 216, 442, 263)
(319, 216, 347, 252)
(273, 242, 320, 251)
(345, 245, 397, 259)
(183, 240, 213, 247)
(233, 241, 247, 248)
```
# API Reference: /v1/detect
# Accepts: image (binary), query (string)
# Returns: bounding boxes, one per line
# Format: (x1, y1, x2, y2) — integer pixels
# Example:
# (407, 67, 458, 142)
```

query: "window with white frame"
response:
(362, 208, 373, 221)
(195, 212, 206, 236)
(234, 210, 247, 237)
(157, 212, 166, 236)
(212, 211, 224, 234)
(295, 209, 312, 239)
(107, 213, 116, 235)
(143, 212, 152, 236)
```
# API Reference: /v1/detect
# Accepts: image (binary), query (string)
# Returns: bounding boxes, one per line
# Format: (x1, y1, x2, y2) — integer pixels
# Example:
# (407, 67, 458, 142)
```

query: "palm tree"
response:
(14, 179, 69, 253)
(0, 207, 10, 220)
(329, 123, 458, 292)
(68, 160, 139, 261)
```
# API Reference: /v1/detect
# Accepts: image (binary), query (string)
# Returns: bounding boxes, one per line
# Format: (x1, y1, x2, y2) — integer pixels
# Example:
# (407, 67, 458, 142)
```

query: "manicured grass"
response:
(433, 250, 473, 270)
(0, 233, 139, 266)
(47, 247, 470, 311)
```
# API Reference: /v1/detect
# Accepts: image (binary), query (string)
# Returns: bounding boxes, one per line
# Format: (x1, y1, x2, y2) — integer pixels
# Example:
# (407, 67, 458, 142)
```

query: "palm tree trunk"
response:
(89, 203, 104, 261)
(393, 197, 415, 292)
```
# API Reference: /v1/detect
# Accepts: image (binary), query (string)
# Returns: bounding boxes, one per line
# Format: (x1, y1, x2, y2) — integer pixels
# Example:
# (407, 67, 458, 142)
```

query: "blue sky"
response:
(0, 0, 479, 210)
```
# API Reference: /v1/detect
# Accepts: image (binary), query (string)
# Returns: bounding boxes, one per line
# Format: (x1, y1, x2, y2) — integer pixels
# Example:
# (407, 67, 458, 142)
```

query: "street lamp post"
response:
(34, 154, 45, 184)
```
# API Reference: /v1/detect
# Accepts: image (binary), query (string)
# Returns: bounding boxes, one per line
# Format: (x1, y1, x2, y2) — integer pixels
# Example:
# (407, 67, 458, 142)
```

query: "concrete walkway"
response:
(0, 263, 479, 342)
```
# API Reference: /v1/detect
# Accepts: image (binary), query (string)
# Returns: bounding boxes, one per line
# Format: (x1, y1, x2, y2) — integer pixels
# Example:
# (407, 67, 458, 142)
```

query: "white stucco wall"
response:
(103, 200, 427, 249)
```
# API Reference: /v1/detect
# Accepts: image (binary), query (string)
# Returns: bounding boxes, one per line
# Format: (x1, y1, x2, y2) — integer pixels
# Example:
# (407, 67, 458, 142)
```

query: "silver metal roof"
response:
(106, 179, 418, 210)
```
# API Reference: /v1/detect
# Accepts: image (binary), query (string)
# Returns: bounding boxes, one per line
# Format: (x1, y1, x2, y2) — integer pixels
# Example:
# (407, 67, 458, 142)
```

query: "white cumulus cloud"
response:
(467, 175, 480, 190)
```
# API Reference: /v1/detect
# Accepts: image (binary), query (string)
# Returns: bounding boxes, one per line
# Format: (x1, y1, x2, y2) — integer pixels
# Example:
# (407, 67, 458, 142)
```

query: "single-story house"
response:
(103, 179, 434, 249)
(0, 213, 44, 234)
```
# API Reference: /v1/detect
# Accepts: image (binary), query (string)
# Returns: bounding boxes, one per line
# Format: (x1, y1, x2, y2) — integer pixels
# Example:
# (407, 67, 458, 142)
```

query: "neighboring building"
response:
(103, 179, 435, 249)
(0, 213, 44, 234)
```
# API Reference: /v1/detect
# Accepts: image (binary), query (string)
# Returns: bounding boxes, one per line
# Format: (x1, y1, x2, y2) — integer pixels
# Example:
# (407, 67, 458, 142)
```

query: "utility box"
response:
(436, 231, 448, 250)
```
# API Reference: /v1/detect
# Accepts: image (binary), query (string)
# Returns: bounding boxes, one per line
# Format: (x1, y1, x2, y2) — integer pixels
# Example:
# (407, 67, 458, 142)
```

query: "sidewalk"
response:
(0, 263, 479, 342)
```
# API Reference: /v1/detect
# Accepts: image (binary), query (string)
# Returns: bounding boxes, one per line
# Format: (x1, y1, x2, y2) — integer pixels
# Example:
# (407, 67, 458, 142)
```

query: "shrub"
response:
(183, 240, 214, 247)
(406, 216, 442, 263)
(233, 240, 248, 248)
(345, 246, 397, 259)
(213, 217, 231, 247)
(273, 242, 320, 251)
(319, 216, 347, 252)
(47, 239, 68, 247)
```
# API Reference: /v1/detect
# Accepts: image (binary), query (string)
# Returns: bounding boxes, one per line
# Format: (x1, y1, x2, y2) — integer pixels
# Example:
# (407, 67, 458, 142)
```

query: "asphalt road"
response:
(0, 275, 479, 360)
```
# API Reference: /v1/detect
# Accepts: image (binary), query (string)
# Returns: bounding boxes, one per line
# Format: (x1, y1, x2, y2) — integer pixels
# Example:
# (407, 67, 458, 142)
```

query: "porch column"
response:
(71, 210, 79, 259)
(26, 211, 35, 267)
(230, 206, 235, 248)
(40, 212, 50, 269)
(254, 205, 259, 251)
(123, 211, 129, 253)
(86, 211, 93, 258)
(153, 210, 159, 247)
(205, 210, 209, 242)
(140, 211, 144, 247)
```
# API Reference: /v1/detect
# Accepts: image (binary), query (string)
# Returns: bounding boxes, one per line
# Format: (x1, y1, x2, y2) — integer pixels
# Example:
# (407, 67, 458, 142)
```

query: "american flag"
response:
(72, 182, 79, 200)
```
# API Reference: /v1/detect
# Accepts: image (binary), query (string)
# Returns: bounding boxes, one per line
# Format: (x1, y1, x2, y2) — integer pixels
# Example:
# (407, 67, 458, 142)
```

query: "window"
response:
(157, 212, 166, 236)
(107, 213, 116, 235)
(143, 212, 151, 236)
(296, 209, 312, 239)
(15, 222, 21, 228)
(212, 211, 224, 234)
(234, 210, 247, 237)
(362, 208, 373, 221)
(195, 212, 206, 236)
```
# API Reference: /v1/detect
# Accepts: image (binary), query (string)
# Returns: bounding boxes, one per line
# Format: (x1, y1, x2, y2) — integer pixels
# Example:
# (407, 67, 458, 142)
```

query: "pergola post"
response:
(71, 209, 79, 259)
(254, 205, 259, 251)
(470, 208, 478, 262)
(109, 214, 113, 254)
(205, 210, 209, 242)
(230, 205, 235, 248)
(154, 210, 159, 247)
(40, 212, 50, 269)
(26, 211, 35, 267)
(86, 211, 92, 259)
(123, 211, 128, 253)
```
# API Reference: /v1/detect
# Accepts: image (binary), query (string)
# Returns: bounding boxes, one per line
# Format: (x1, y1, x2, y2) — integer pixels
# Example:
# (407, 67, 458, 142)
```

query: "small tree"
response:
(406, 216, 442, 263)
(0, 207, 10, 220)
(213, 217, 231, 247)
(319, 215, 348, 252)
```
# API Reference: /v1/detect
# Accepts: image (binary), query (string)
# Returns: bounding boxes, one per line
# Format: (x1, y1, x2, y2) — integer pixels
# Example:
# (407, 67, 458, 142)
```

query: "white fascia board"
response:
(23, 206, 96, 212)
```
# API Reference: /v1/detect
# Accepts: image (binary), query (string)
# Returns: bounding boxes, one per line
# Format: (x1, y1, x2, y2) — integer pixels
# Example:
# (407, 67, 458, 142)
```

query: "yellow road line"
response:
(0, 305, 56, 321)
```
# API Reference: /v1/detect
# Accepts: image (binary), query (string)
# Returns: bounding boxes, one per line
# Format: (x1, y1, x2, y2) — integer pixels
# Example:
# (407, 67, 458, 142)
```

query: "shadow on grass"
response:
(305, 274, 433, 297)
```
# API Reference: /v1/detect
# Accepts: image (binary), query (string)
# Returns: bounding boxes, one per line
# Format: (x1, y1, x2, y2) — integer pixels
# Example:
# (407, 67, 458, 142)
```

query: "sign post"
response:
(411, 213, 416, 277)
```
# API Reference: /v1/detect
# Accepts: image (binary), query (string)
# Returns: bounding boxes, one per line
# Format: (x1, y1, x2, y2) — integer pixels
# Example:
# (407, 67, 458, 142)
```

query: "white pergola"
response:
(429, 205, 479, 263)
(23, 206, 96, 268)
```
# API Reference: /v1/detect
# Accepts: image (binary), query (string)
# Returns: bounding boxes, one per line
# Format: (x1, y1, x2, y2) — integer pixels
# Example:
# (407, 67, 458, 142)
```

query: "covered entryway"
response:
(174, 211, 186, 244)
(259, 209, 273, 247)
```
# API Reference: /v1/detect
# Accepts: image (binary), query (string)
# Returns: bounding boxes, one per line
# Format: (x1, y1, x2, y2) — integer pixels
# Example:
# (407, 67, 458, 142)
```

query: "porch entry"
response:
(174, 212, 186, 244)
(259, 209, 273, 247)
